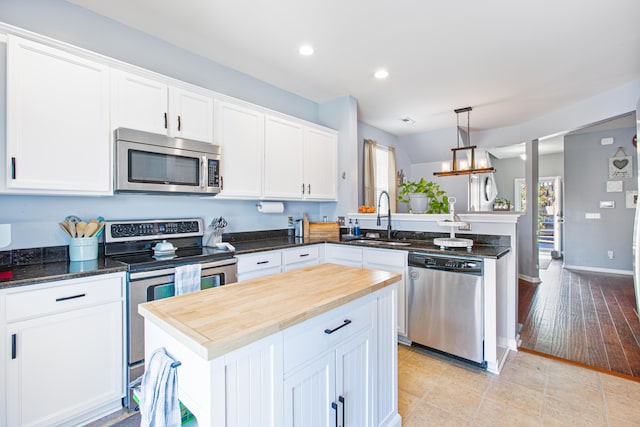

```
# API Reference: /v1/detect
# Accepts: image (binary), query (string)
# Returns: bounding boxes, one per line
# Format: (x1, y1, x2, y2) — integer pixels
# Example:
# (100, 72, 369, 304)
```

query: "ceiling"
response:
(67, 0, 640, 136)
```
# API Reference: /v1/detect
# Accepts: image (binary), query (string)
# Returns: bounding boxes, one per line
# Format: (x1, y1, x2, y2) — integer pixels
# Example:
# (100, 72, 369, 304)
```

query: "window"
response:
(375, 145, 389, 212)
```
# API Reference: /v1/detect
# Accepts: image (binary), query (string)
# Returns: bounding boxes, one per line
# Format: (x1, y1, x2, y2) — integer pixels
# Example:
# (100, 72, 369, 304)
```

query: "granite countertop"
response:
(139, 263, 400, 360)
(0, 257, 127, 289)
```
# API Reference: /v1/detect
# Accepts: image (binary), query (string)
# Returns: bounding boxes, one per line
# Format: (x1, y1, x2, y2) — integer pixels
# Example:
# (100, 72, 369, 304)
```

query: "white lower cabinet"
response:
(323, 244, 363, 267)
(237, 250, 283, 281)
(282, 245, 320, 271)
(363, 248, 408, 338)
(1, 273, 125, 427)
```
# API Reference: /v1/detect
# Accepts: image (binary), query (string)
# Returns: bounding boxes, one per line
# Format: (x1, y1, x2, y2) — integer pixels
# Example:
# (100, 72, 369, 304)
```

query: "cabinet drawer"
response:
(283, 245, 319, 266)
(283, 295, 374, 372)
(364, 248, 406, 268)
(237, 251, 282, 274)
(5, 274, 123, 322)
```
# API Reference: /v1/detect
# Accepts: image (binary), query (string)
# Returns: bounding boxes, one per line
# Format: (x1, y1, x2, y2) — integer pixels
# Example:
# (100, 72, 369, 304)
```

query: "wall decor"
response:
(626, 190, 638, 209)
(606, 180, 623, 192)
(609, 147, 633, 179)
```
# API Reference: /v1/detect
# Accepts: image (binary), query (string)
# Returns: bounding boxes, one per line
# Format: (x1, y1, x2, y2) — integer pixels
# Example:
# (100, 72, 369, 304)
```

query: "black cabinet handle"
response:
(55, 293, 86, 302)
(11, 157, 16, 180)
(220, 176, 224, 191)
(308, 184, 311, 194)
(178, 115, 182, 131)
(301, 183, 305, 195)
(164, 112, 168, 129)
(299, 253, 310, 258)
(11, 334, 16, 359)
(256, 260, 269, 265)
(339, 395, 345, 426)
(332, 402, 338, 427)
(324, 319, 352, 335)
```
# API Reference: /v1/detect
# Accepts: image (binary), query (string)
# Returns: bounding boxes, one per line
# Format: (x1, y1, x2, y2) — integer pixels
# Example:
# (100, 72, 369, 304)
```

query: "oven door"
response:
(127, 258, 237, 365)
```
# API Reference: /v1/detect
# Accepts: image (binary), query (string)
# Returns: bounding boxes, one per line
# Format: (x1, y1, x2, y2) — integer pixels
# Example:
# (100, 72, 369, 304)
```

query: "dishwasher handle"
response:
(419, 264, 482, 275)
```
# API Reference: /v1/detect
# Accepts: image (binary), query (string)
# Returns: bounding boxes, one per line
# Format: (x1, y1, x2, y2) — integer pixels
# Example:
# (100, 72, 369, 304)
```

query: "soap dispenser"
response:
(347, 219, 353, 236)
(353, 219, 360, 237)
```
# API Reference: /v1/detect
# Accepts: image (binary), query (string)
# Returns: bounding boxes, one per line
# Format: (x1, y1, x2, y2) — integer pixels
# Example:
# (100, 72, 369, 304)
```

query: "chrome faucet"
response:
(376, 190, 392, 239)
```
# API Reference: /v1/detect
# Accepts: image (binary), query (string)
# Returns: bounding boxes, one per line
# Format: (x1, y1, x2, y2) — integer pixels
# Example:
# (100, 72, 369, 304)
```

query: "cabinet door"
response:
(304, 129, 337, 201)
(111, 69, 168, 135)
(335, 328, 374, 427)
(324, 244, 363, 268)
(264, 116, 304, 199)
(363, 249, 408, 337)
(283, 351, 336, 427)
(6, 36, 111, 195)
(171, 87, 214, 142)
(216, 100, 264, 197)
(6, 301, 123, 427)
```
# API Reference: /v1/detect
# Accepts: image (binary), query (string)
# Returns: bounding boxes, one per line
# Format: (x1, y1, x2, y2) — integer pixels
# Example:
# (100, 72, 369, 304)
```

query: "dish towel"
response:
(139, 348, 181, 427)
(174, 263, 202, 296)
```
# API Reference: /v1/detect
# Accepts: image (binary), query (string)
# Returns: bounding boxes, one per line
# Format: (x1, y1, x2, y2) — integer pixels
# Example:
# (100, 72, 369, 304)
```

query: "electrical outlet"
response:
(287, 216, 294, 227)
(608, 250, 614, 259)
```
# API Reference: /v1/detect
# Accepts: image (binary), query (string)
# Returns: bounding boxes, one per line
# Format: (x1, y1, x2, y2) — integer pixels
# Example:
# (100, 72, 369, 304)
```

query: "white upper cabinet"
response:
(111, 70, 168, 135)
(112, 70, 214, 142)
(264, 115, 338, 201)
(264, 115, 305, 199)
(304, 128, 338, 200)
(5, 35, 111, 195)
(215, 99, 264, 198)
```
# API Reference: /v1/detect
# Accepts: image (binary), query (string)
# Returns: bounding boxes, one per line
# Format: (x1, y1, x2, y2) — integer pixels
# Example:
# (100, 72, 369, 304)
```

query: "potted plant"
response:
(397, 178, 449, 214)
(539, 183, 555, 215)
(493, 197, 511, 211)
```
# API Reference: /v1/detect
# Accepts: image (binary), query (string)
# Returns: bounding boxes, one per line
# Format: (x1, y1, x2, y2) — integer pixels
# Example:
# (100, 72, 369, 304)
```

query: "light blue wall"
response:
(564, 127, 637, 271)
(0, 0, 353, 250)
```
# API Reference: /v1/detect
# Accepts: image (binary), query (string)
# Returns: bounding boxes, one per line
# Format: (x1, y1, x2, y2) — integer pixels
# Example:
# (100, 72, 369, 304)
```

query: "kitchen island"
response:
(139, 263, 402, 427)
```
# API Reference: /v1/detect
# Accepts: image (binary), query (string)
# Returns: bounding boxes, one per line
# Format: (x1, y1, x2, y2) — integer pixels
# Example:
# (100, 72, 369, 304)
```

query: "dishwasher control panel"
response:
(409, 252, 483, 275)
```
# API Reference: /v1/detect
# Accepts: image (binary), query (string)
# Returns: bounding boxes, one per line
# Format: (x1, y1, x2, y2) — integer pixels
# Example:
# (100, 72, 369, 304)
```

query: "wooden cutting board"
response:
(308, 221, 340, 242)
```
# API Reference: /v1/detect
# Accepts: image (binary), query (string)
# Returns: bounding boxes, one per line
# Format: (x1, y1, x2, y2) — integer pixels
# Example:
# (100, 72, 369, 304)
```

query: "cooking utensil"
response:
(59, 222, 72, 237)
(76, 222, 87, 238)
(68, 221, 76, 238)
(64, 215, 82, 225)
(84, 222, 98, 238)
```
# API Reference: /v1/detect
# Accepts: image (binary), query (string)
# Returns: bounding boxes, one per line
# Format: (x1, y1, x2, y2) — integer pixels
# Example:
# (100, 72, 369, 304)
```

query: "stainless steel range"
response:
(103, 218, 237, 410)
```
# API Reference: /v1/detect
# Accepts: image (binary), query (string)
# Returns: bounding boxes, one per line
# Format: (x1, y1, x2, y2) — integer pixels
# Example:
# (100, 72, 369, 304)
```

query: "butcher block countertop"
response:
(138, 263, 401, 361)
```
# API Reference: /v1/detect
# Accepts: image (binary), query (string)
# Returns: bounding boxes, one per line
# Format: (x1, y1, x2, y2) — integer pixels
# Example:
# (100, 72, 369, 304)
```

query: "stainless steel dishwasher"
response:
(407, 251, 485, 365)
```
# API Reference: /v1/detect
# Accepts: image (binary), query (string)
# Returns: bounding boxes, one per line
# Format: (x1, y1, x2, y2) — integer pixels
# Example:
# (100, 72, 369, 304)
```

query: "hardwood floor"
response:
(519, 260, 640, 379)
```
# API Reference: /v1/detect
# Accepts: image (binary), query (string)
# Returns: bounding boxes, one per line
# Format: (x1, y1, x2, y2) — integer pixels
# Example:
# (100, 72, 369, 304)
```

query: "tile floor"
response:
(399, 344, 640, 426)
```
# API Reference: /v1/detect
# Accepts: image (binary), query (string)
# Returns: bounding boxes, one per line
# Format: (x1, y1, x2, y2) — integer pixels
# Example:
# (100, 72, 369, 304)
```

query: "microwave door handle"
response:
(200, 156, 206, 189)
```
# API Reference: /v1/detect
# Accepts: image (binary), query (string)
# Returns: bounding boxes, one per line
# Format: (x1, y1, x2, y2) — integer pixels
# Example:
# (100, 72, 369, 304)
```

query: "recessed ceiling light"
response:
(401, 117, 416, 125)
(374, 69, 389, 79)
(298, 45, 314, 56)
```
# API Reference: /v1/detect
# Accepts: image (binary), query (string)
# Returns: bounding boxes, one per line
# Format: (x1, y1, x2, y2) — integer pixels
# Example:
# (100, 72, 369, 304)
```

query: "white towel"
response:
(139, 348, 181, 427)
(174, 263, 202, 296)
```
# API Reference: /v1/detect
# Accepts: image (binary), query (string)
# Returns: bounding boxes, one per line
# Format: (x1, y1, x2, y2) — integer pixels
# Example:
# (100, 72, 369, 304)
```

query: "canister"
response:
(69, 236, 98, 261)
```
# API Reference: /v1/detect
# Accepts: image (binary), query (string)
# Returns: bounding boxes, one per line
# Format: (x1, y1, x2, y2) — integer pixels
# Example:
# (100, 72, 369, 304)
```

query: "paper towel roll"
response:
(257, 202, 284, 214)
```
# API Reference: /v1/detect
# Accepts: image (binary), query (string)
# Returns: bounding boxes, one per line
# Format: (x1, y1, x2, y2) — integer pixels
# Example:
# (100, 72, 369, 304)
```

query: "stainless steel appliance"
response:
(114, 128, 221, 195)
(407, 252, 485, 365)
(103, 218, 236, 409)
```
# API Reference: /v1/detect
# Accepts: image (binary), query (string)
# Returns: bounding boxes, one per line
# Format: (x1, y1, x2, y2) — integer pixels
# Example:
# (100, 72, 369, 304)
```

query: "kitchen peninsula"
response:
(139, 263, 402, 427)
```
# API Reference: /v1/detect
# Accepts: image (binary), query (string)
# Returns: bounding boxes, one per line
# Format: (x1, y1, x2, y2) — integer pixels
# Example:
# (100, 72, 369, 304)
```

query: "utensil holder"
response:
(69, 236, 98, 261)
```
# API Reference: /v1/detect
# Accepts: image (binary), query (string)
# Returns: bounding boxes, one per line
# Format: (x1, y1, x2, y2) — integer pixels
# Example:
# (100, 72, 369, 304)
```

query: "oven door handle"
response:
(129, 258, 237, 280)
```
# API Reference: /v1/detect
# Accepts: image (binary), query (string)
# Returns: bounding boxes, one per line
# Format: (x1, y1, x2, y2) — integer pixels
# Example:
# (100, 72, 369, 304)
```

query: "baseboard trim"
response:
(563, 264, 633, 276)
(518, 273, 541, 283)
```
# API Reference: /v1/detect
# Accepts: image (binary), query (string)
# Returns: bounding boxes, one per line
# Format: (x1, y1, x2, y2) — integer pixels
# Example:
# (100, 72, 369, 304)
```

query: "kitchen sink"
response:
(350, 239, 411, 247)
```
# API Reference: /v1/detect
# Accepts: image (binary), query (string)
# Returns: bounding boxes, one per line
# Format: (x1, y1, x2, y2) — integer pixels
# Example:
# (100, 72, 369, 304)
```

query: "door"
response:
(6, 302, 123, 426)
(170, 87, 214, 142)
(304, 128, 337, 200)
(111, 69, 169, 135)
(335, 328, 374, 427)
(216, 100, 264, 197)
(6, 35, 111, 195)
(264, 116, 304, 199)
(283, 351, 336, 427)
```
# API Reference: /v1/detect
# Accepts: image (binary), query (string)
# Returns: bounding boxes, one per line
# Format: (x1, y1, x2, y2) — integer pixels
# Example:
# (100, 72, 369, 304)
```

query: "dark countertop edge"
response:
(1, 239, 510, 289)
(0, 263, 127, 290)
(234, 237, 511, 259)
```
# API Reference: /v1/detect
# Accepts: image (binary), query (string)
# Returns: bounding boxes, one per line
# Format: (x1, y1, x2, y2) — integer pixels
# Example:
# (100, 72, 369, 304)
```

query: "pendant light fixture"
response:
(433, 107, 495, 177)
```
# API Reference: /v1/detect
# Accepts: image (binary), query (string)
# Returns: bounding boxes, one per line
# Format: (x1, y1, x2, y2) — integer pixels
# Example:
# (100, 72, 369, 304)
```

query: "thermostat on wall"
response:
(601, 137, 614, 145)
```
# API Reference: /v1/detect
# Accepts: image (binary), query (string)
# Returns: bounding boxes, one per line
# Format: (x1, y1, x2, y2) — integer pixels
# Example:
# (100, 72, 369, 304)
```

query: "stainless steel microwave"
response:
(114, 128, 220, 195)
